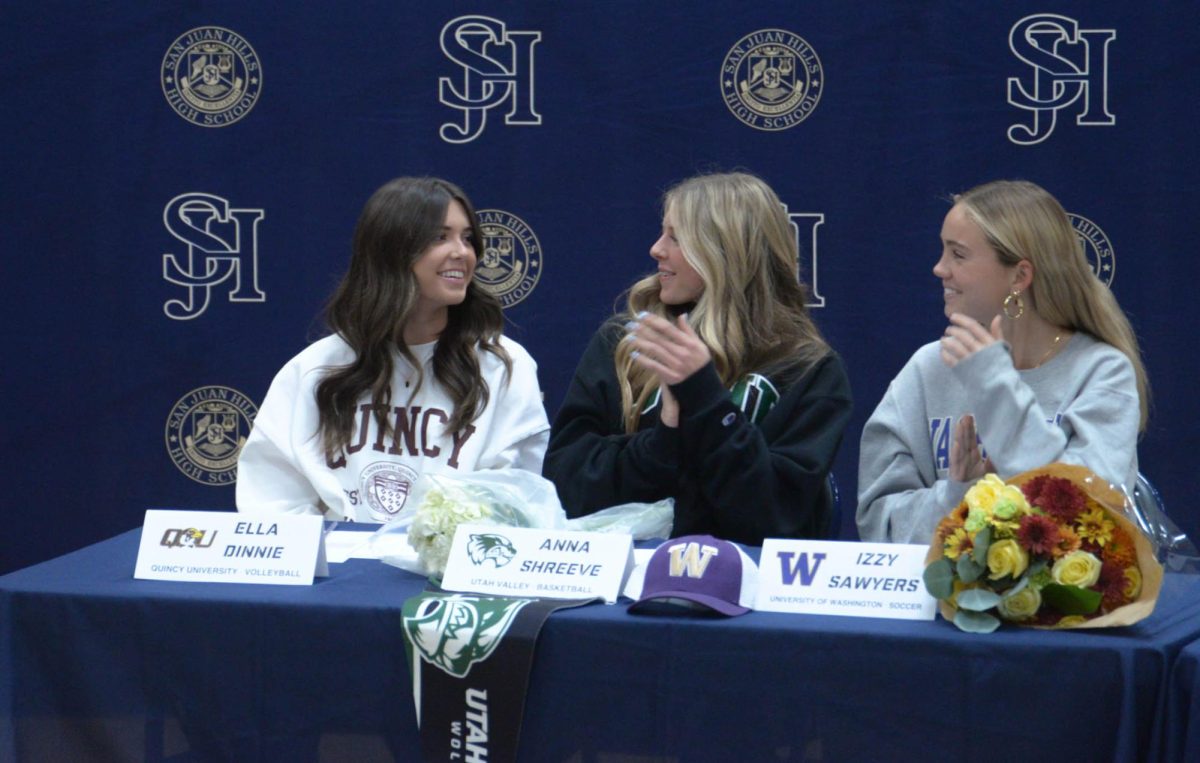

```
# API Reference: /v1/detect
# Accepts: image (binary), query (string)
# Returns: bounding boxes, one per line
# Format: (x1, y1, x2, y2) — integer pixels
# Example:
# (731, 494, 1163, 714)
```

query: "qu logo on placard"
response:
(475, 209, 542, 308)
(1007, 14, 1115, 145)
(160, 527, 218, 549)
(161, 26, 262, 127)
(161, 193, 266, 320)
(721, 29, 823, 131)
(165, 386, 258, 485)
(439, 15, 542, 144)
(404, 594, 529, 678)
(1069, 213, 1116, 286)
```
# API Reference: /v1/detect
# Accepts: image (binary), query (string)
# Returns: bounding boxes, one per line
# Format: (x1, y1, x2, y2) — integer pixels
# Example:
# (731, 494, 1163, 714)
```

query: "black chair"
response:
(823, 472, 841, 540)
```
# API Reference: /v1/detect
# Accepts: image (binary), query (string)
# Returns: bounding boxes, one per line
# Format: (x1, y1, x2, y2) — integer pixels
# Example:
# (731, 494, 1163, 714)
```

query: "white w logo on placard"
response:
(668, 542, 719, 578)
(1007, 14, 1115, 146)
(438, 15, 542, 144)
(162, 193, 266, 320)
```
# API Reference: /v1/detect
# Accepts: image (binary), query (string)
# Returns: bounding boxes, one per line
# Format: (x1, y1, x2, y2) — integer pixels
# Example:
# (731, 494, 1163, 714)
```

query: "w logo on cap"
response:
(667, 542, 719, 578)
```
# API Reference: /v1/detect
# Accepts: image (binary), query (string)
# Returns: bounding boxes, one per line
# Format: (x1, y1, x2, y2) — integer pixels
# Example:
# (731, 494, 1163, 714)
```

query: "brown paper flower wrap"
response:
(923, 463, 1163, 633)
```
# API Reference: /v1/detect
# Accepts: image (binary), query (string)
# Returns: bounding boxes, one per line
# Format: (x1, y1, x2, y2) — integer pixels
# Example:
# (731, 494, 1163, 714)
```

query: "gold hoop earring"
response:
(1002, 291, 1024, 320)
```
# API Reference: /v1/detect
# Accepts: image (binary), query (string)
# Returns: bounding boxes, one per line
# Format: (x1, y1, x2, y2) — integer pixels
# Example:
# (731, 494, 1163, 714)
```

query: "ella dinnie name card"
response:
(440, 524, 634, 603)
(134, 510, 328, 585)
(755, 539, 936, 620)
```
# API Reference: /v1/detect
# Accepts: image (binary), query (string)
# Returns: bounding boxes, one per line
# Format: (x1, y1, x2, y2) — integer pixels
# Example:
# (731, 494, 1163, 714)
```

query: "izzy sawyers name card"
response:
(755, 539, 936, 620)
(134, 510, 328, 585)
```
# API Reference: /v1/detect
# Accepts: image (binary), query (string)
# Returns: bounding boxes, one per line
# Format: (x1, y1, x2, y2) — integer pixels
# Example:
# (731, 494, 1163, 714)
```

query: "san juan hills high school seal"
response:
(721, 29, 823, 131)
(162, 26, 262, 127)
(474, 209, 543, 308)
(165, 386, 257, 485)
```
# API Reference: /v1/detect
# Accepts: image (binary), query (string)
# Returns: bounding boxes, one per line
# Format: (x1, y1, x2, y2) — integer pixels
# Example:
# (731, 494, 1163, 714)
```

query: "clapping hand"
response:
(941, 313, 1002, 368)
(626, 313, 711, 427)
(950, 414, 993, 482)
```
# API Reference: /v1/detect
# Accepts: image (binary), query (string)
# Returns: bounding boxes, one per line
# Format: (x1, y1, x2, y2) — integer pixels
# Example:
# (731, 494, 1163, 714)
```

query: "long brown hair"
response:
(614, 172, 830, 432)
(956, 179, 1150, 431)
(315, 177, 511, 460)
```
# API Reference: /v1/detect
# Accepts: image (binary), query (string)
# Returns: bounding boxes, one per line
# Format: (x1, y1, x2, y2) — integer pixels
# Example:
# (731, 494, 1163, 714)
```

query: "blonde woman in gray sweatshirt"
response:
(857, 180, 1148, 544)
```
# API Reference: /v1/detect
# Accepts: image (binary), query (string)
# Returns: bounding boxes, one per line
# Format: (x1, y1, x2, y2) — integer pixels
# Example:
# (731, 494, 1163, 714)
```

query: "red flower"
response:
(1017, 514, 1062, 556)
(1023, 476, 1087, 523)
(1094, 561, 1131, 611)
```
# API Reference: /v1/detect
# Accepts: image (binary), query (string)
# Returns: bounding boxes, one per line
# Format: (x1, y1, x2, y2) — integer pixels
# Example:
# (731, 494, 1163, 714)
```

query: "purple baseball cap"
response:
(625, 535, 758, 616)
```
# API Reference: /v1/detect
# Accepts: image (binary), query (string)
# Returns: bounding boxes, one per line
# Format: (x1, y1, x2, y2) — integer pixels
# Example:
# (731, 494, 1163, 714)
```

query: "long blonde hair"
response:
(614, 172, 830, 432)
(956, 179, 1150, 431)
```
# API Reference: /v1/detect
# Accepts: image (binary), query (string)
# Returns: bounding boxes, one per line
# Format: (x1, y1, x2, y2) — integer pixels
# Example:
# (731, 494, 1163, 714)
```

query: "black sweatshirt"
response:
(544, 322, 853, 545)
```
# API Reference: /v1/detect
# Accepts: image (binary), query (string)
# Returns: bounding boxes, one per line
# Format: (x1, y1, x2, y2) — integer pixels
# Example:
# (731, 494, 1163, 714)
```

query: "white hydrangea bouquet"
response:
(368, 469, 674, 580)
(370, 469, 565, 579)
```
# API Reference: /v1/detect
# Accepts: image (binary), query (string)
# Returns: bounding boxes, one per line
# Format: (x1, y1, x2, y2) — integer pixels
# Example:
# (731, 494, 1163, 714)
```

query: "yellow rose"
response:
(1051, 550, 1102, 587)
(1123, 566, 1142, 599)
(966, 474, 1007, 513)
(997, 586, 1042, 621)
(987, 538, 1030, 580)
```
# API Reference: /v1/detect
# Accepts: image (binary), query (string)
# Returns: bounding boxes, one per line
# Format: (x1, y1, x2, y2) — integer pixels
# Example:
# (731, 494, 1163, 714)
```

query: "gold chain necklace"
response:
(1033, 333, 1063, 368)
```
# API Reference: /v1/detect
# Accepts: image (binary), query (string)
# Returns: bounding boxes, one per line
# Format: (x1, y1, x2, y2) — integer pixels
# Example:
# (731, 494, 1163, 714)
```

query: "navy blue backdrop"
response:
(3, 1, 1197, 574)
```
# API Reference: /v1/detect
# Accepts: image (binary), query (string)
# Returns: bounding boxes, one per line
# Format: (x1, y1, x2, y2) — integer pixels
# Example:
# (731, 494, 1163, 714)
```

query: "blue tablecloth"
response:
(4, 529, 1200, 762)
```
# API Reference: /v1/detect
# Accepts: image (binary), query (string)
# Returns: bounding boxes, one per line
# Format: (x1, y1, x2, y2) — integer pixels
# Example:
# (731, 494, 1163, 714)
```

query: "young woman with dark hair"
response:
(237, 177, 549, 522)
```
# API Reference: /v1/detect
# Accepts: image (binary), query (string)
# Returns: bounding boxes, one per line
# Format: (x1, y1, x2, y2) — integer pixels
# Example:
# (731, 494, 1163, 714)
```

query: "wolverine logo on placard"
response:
(721, 29, 823, 131)
(467, 534, 518, 568)
(166, 386, 257, 485)
(1068, 213, 1116, 286)
(403, 594, 529, 678)
(162, 192, 266, 320)
(161, 26, 262, 127)
(474, 209, 542, 308)
(1007, 14, 1115, 145)
(439, 15, 542, 144)
(160, 527, 218, 548)
(359, 462, 420, 520)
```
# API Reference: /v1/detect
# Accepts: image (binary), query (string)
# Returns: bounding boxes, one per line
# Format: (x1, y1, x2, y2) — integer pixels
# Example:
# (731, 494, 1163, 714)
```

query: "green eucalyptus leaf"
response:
(923, 558, 955, 600)
(1042, 583, 1101, 615)
(953, 608, 1001, 633)
(957, 554, 984, 584)
(956, 588, 1002, 612)
(972, 525, 993, 566)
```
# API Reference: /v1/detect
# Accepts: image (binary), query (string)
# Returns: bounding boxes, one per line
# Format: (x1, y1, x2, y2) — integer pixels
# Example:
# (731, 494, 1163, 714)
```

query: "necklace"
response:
(1033, 333, 1063, 368)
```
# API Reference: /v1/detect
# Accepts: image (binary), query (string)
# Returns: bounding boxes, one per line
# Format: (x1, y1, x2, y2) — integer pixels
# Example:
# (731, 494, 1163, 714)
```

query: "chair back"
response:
(823, 473, 841, 540)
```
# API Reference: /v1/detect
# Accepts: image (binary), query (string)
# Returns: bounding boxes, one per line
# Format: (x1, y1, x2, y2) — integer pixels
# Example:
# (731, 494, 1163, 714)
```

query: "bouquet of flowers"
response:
(923, 463, 1163, 633)
(370, 469, 675, 580)
(369, 469, 567, 579)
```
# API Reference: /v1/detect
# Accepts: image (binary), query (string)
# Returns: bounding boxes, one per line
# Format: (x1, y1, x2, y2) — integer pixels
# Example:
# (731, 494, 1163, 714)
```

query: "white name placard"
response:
(440, 524, 633, 603)
(755, 539, 936, 620)
(134, 510, 328, 585)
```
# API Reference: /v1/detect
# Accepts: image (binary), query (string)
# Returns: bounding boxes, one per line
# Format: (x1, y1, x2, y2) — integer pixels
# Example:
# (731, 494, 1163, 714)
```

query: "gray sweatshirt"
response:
(856, 332, 1139, 544)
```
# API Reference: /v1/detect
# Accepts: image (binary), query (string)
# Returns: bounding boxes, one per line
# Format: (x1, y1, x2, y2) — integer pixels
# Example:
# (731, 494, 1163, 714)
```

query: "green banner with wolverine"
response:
(402, 592, 596, 762)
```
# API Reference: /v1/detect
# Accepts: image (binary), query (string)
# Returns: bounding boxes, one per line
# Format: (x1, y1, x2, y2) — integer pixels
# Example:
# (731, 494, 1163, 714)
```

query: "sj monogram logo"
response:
(1007, 14, 1116, 146)
(162, 193, 266, 320)
(438, 15, 542, 144)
